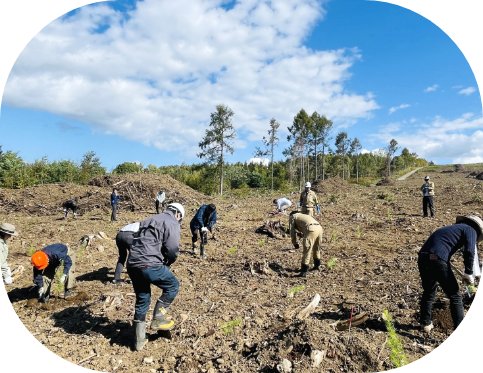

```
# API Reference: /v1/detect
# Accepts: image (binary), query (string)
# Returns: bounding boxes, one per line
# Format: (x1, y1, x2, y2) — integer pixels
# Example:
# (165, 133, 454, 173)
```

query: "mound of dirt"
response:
(376, 178, 396, 186)
(311, 177, 353, 194)
(476, 172, 483, 181)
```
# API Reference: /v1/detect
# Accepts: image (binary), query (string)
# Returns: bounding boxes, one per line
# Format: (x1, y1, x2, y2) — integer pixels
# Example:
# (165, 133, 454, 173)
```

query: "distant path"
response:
(397, 167, 424, 181)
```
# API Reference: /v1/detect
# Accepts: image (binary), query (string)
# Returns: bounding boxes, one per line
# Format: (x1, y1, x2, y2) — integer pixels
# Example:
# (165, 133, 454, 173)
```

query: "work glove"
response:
(38, 287, 45, 297)
(60, 274, 67, 283)
(316, 206, 320, 213)
(201, 227, 208, 233)
(294, 243, 300, 250)
(297, 202, 301, 206)
(6, 267, 12, 277)
(4, 276, 13, 285)
(463, 273, 475, 285)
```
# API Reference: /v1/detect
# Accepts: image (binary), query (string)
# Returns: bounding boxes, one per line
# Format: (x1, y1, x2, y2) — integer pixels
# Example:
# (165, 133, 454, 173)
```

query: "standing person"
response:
(417, 215, 483, 333)
(273, 198, 292, 214)
(421, 175, 435, 218)
(289, 212, 323, 278)
(0, 223, 19, 285)
(30, 243, 76, 302)
(113, 221, 140, 285)
(299, 182, 319, 217)
(111, 188, 121, 221)
(155, 190, 166, 214)
(190, 204, 217, 259)
(126, 203, 185, 351)
(62, 198, 78, 219)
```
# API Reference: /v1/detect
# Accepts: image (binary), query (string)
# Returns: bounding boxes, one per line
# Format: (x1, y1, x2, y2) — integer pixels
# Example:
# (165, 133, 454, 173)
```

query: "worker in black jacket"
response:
(418, 215, 483, 333)
(126, 203, 185, 351)
(62, 198, 78, 219)
(31, 243, 76, 302)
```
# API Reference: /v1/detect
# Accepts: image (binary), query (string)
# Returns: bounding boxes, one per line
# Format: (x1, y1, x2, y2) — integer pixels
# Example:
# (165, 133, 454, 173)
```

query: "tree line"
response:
(0, 105, 427, 192)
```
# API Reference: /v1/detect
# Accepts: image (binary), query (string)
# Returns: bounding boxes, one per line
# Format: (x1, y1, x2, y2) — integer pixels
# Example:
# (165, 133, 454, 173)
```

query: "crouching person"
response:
(126, 203, 185, 351)
(190, 204, 217, 259)
(31, 243, 76, 302)
(1, 223, 19, 285)
(113, 221, 140, 285)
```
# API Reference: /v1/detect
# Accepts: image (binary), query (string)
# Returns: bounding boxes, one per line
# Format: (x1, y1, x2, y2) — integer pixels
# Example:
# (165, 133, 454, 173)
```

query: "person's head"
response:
(273, 199, 278, 205)
(424, 176, 430, 182)
(167, 203, 185, 222)
(206, 204, 216, 215)
(305, 181, 311, 191)
(113, 188, 118, 194)
(0, 223, 18, 242)
(31, 251, 49, 270)
(456, 215, 483, 242)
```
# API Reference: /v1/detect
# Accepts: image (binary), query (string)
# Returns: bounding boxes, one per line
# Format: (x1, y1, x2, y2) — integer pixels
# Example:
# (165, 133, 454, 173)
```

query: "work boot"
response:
(133, 320, 148, 351)
(422, 322, 434, 333)
(39, 294, 50, 303)
(151, 300, 174, 331)
(297, 264, 309, 278)
(313, 259, 321, 272)
(192, 243, 198, 255)
(113, 263, 124, 284)
(200, 245, 207, 260)
(64, 289, 72, 297)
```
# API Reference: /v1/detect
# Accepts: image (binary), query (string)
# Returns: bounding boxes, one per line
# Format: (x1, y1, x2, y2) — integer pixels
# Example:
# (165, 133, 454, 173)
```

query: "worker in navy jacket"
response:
(190, 204, 217, 260)
(31, 243, 76, 302)
(111, 188, 121, 221)
(418, 215, 483, 333)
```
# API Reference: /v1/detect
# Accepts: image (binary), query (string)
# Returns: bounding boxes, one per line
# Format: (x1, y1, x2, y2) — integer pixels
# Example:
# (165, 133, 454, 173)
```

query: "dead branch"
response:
(297, 293, 321, 320)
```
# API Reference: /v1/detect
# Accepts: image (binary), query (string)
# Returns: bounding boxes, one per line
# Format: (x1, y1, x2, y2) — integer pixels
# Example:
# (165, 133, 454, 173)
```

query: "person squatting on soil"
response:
(289, 212, 323, 278)
(299, 182, 319, 217)
(190, 204, 217, 260)
(273, 198, 292, 214)
(0, 223, 19, 285)
(113, 221, 140, 285)
(111, 188, 121, 221)
(417, 215, 483, 333)
(62, 198, 78, 219)
(31, 243, 76, 303)
(155, 190, 166, 214)
(421, 175, 435, 218)
(126, 202, 185, 351)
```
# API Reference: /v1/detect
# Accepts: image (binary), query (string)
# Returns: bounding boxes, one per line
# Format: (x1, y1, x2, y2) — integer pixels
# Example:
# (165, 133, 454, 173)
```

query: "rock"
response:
(149, 370, 156, 373)
(97, 245, 105, 252)
(310, 350, 325, 367)
(143, 357, 154, 364)
(254, 317, 264, 326)
(207, 368, 216, 373)
(277, 359, 292, 373)
(180, 313, 189, 322)
(216, 358, 225, 364)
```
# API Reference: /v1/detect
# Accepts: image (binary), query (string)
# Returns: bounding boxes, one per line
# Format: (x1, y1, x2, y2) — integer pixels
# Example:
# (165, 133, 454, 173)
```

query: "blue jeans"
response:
(418, 255, 463, 328)
(127, 266, 179, 321)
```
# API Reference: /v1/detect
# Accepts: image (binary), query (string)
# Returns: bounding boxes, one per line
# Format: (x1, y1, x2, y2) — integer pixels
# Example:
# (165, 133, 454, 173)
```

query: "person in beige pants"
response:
(289, 212, 323, 278)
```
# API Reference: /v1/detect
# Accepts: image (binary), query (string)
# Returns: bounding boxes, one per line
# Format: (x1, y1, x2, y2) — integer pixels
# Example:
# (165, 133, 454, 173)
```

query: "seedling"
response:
(287, 285, 305, 295)
(77, 241, 87, 260)
(387, 210, 392, 220)
(468, 285, 477, 294)
(227, 246, 237, 255)
(257, 239, 265, 245)
(356, 226, 361, 239)
(220, 318, 242, 334)
(326, 210, 330, 218)
(329, 194, 340, 204)
(27, 243, 36, 257)
(382, 310, 408, 368)
(327, 257, 338, 270)
(331, 231, 338, 243)
(53, 261, 65, 294)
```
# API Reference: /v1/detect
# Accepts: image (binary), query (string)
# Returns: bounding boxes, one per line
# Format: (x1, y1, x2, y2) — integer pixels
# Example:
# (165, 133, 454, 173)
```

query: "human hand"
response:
(463, 273, 475, 285)
(60, 274, 67, 283)
(38, 287, 45, 297)
(4, 276, 13, 285)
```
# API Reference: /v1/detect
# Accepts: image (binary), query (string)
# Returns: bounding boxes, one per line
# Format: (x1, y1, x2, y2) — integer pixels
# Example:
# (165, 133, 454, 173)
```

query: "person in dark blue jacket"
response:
(111, 188, 121, 221)
(418, 215, 483, 333)
(190, 204, 217, 260)
(30, 243, 76, 303)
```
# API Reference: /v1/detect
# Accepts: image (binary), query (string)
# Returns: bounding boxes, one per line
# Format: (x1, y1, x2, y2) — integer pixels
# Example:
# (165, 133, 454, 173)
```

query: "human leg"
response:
(428, 196, 435, 217)
(417, 258, 438, 326)
(433, 260, 464, 329)
(148, 266, 180, 330)
(423, 197, 428, 217)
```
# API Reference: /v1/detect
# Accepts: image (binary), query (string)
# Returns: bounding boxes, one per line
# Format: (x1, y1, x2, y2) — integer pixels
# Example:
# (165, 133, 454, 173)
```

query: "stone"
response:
(277, 359, 292, 373)
(143, 357, 154, 364)
(216, 358, 225, 364)
(310, 350, 325, 367)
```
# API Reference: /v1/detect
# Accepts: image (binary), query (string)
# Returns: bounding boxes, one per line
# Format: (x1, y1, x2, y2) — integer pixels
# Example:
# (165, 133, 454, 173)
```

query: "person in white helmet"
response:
(421, 175, 435, 218)
(299, 182, 319, 217)
(126, 202, 185, 351)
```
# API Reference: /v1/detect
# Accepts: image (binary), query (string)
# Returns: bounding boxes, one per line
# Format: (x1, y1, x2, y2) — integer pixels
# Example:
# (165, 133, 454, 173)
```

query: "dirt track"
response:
(1, 170, 482, 372)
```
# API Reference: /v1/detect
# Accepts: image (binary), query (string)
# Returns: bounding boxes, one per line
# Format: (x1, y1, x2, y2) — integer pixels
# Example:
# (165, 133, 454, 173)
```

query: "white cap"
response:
(305, 182, 311, 188)
(167, 203, 185, 221)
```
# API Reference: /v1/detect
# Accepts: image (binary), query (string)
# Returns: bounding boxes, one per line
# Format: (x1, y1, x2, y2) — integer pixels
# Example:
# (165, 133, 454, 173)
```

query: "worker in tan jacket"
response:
(299, 182, 319, 217)
(289, 212, 323, 277)
(421, 175, 435, 218)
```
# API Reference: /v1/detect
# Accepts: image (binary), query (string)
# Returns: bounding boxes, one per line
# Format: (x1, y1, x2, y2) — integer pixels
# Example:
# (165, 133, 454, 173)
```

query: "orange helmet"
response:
(31, 251, 49, 270)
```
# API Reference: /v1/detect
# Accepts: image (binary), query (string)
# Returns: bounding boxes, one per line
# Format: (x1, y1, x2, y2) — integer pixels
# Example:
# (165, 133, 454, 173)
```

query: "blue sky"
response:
(0, 0, 481, 171)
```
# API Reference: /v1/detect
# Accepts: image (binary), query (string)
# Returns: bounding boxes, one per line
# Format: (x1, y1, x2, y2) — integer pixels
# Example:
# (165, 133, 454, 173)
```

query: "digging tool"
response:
(347, 306, 354, 343)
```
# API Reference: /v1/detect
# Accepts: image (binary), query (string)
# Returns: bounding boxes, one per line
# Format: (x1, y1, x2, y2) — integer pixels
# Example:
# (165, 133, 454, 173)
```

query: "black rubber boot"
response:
(192, 243, 198, 255)
(133, 320, 148, 351)
(313, 259, 321, 272)
(200, 245, 207, 260)
(297, 264, 309, 278)
(113, 263, 124, 284)
(151, 300, 174, 331)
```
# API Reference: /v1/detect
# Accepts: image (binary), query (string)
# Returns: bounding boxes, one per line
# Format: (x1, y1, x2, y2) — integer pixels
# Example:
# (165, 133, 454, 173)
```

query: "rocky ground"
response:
(1, 169, 482, 373)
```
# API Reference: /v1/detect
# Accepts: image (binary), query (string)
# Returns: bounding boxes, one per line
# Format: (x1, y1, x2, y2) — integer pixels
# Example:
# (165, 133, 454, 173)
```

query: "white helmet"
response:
(305, 182, 311, 188)
(167, 203, 185, 221)
(424, 175, 430, 180)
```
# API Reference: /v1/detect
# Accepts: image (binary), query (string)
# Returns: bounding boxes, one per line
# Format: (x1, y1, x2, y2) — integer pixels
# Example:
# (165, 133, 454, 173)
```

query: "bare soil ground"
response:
(1, 170, 483, 373)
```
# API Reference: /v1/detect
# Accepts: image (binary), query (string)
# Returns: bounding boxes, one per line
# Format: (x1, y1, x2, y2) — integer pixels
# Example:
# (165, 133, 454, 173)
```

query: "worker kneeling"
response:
(126, 203, 185, 351)
(31, 243, 76, 302)
(289, 212, 323, 278)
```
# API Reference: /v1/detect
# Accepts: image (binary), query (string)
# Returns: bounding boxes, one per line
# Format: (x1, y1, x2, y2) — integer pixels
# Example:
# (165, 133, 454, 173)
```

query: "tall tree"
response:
(350, 138, 362, 183)
(198, 104, 236, 196)
(79, 151, 106, 184)
(335, 132, 351, 180)
(255, 118, 280, 191)
(386, 139, 399, 177)
(288, 109, 312, 188)
(310, 112, 333, 181)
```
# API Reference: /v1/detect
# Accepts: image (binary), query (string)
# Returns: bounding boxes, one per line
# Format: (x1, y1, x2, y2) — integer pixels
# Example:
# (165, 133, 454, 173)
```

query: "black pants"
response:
(155, 200, 165, 214)
(111, 204, 118, 221)
(418, 255, 464, 329)
(423, 196, 434, 217)
(64, 207, 77, 218)
(114, 231, 134, 280)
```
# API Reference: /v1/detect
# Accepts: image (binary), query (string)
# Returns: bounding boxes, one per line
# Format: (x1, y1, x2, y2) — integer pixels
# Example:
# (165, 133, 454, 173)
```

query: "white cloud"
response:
(248, 157, 269, 166)
(458, 87, 476, 96)
(388, 104, 410, 114)
(452, 85, 463, 89)
(2, 0, 379, 156)
(423, 84, 439, 92)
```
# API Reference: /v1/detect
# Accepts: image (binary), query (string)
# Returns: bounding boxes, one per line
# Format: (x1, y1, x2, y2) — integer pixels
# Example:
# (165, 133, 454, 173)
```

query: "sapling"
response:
(356, 226, 361, 239)
(382, 310, 408, 368)
(27, 243, 37, 257)
(257, 239, 265, 245)
(287, 285, 305, 295)
(227, 246, 237, 255)
(221, 318, 242, 334)
(53, 261, 65, 295)
(327, 258, 338, 270)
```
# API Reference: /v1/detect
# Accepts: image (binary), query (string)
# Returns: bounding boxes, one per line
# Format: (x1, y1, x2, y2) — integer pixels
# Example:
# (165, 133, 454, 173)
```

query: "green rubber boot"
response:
(133, 321, 148, 351)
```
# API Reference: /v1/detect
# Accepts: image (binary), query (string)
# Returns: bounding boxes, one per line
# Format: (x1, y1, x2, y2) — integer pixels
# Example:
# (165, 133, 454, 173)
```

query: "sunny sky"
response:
(0, 0, 481, 170)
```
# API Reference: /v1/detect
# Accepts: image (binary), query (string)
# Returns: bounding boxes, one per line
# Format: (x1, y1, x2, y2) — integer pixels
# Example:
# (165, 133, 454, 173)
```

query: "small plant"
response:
(468, 285, 478, 294)
(326, 210, 330, 218)
(35, 217, 40, 223)
(387, 210, 392, 220)
(53, 261, 65, 294)
(356, 225, 361, 239)
(221, 318, 243, 334)
(27, 243, 36, 256)
(331, 231, 338, 243)
(227, 246, 237, 255)
(287, 285, 305, 295)
(59, 225, 65, 232)
(329, 194, 340, 204)
(327, 257, 338, 270)
(257, 239, 265, 245)
(77, 241, 87, 260)
(472, 194, 482, 203)
(382, 310, 408, 368)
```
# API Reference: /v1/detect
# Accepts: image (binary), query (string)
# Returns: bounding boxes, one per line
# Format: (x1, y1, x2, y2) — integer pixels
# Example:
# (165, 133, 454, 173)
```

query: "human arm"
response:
(0, 241, 9, 280)
(463, 229, 477, 275)
(161, 221, 180, 266)
(208, 210, 217, 231)
(33, 267, 43, 288)
(289, 215, 297, 246)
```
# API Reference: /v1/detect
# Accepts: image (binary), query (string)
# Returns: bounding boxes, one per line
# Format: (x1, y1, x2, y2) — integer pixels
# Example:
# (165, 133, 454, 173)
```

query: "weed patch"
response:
(287, 285, 305, 295)
(327, 257, 338, 270)
(221, 318, 242, 334)
(227, 246, 237, 255)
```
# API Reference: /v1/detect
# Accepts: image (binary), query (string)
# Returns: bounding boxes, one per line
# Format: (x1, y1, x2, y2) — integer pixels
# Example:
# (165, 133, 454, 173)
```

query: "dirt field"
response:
(1, 170, 482, 372)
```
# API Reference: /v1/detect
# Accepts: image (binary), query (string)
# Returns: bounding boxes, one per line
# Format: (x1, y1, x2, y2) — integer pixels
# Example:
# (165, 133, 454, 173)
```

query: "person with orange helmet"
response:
(31, 243, 75, 303)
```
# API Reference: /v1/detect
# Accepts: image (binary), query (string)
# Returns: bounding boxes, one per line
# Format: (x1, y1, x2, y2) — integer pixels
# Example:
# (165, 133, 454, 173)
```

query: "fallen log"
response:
(336, 312, 369, 331)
